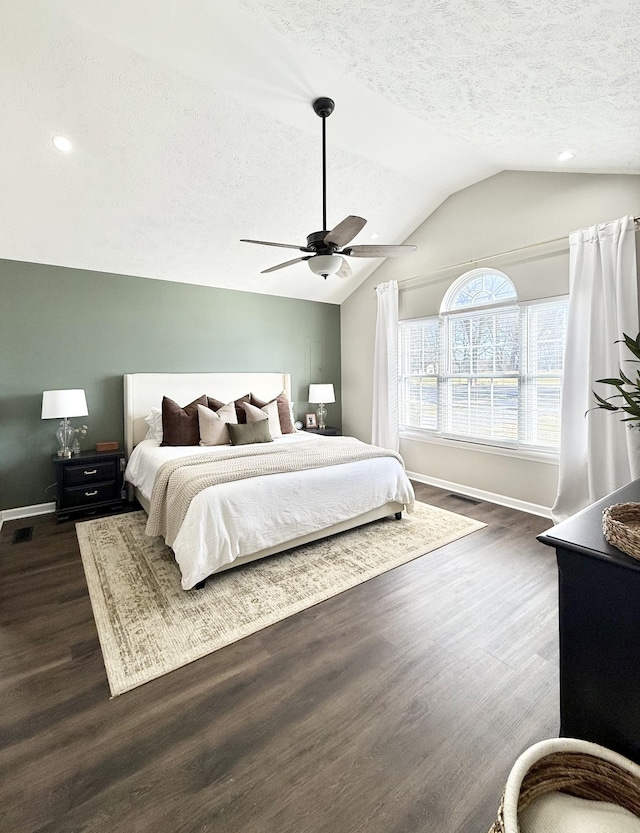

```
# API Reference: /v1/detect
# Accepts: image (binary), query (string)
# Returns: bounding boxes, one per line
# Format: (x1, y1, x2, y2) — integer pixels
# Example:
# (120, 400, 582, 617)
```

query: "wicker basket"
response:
(487, 738, 640, 832)
(603, 502, 640, 560)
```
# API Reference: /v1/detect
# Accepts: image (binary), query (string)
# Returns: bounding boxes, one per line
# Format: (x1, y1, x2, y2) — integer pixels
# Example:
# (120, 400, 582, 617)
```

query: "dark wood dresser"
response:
(538, 479, 640, 764)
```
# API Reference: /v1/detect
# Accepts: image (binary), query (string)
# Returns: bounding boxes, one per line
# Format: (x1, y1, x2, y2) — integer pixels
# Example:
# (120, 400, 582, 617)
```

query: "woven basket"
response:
(487, 738, 640, 832)
(603, 502, 640, 560)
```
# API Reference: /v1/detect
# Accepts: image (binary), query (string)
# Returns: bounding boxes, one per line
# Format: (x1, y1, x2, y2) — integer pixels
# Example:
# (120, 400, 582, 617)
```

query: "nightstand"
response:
(53, 450, 127, 521)
(304, 426, 341, 436)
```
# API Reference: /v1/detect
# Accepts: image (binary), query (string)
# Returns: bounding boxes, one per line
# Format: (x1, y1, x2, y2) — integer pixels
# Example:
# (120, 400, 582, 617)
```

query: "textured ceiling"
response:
(1, 0, 638, 304)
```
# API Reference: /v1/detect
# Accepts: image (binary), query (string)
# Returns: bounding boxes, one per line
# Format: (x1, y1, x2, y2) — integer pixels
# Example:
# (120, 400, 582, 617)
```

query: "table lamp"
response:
(41, 389, 89, 458)
(308, 384, 335, 430)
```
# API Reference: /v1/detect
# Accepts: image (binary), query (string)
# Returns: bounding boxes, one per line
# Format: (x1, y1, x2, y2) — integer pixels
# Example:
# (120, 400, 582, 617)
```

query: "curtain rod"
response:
(386, 215, 640, 290)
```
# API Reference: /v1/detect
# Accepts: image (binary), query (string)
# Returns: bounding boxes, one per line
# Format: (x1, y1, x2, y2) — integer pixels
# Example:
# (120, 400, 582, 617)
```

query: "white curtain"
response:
(372, 280, 399, 451)
(553, 215, 640, 522)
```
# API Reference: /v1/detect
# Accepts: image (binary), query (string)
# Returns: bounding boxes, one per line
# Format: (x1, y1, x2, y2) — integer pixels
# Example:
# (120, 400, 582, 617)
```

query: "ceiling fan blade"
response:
(343, 244, 417, 258)
(261, 256, 311, 274)
(241, 239, 309, 251)
(337, 258, 353, 279)
(324, 216, 367, 248)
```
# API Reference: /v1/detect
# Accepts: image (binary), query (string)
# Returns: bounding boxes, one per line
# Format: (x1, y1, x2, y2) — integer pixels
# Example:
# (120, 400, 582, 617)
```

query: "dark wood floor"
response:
(0, 484, 559, 833)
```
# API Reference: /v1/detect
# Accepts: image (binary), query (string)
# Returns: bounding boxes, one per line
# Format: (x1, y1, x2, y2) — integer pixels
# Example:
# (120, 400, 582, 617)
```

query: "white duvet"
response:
(125, 432, 415, 589)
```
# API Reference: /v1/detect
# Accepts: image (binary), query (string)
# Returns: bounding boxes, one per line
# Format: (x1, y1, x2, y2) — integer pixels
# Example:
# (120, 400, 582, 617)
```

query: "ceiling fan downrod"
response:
(312, 97, 335, 233)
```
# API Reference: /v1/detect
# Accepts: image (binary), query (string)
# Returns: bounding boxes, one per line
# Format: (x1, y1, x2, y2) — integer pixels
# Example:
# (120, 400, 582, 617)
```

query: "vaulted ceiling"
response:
(2, 0, 638, 304)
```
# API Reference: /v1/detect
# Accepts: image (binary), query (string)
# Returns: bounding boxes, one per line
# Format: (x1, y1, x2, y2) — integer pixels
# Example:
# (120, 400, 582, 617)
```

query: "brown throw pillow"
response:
(249, 391, 295, 434)
(161, 395, 207, 446)
(234, 394, 251, 423)
(227, 420, 273, 446)
(206, 394, 250, 421)
(207, 396, 225, 411)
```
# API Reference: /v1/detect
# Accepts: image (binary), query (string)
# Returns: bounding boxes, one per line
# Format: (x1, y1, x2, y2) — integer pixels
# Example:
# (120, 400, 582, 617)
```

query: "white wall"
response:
(341, 171, 640, 513)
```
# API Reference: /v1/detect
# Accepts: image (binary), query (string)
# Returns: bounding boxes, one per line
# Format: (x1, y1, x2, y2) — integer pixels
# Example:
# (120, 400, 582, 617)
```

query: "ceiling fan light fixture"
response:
(308, 254, 343, 277)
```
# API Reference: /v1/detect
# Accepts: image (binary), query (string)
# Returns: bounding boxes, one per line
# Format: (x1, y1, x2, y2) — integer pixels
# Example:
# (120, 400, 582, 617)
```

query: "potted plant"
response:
(592, 332, 640, 426)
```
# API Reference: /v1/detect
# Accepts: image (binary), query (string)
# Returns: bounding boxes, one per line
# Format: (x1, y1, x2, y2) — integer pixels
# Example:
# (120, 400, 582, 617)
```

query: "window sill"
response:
(399, 428, 560, 464)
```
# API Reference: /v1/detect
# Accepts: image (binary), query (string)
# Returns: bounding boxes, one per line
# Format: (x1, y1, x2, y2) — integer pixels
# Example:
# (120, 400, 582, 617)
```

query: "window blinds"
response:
(398, 297, 569, 452)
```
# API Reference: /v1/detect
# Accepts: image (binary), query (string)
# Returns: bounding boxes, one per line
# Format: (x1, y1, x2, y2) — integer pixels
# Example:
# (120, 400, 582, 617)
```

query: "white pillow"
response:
(144, 407, 163, 442)
(198, 402, 238, 446)
(519, 791, 640, 833)
(243, 400, 282, 439)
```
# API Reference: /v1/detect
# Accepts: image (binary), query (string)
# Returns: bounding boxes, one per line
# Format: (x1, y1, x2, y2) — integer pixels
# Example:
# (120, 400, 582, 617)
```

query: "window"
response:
(399, 268, 569, 453)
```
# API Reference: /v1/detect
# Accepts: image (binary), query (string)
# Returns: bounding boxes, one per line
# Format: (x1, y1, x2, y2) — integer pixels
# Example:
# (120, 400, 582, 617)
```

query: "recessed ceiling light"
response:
(558, 150, 575, 162)
(370, 232, 379, 240)
(52, 135, 73, 153)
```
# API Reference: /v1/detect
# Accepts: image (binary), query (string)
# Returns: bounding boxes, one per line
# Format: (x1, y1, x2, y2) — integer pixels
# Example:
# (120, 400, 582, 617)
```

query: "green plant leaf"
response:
(618, 388, 640, 414)
(591, 333, 640, 425)
(621, 333, 640, 360)
(592, 391, 619, 410)
(619, 367, 634, 386)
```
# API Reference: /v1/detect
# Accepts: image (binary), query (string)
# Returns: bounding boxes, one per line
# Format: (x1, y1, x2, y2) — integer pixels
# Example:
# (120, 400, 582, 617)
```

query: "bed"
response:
(124, 372, 415, 589)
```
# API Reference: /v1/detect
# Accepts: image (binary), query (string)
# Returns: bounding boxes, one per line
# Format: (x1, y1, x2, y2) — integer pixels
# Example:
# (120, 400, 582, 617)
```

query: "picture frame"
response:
(305, 412, 318, 428)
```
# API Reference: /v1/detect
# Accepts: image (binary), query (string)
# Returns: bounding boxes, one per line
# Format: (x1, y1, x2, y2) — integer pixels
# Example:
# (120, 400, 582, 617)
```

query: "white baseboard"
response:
(0, 502, 56, 529)
(407, 471, 552, 519)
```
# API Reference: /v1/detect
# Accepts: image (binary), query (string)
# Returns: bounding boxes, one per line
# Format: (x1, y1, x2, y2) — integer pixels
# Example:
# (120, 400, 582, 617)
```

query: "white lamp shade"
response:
(308, 255, 343, 276)
(41, 389, 89, 419)
(308, 384, 335, 404)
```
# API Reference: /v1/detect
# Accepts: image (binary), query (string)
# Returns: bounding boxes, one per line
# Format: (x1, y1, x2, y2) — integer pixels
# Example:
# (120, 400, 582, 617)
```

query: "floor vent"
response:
(12, 526, 34, 544)
(447, 494, 481, 506)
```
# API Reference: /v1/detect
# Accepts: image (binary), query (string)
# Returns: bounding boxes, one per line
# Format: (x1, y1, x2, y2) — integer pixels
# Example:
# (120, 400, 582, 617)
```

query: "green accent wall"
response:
(0, 259, 341, 512)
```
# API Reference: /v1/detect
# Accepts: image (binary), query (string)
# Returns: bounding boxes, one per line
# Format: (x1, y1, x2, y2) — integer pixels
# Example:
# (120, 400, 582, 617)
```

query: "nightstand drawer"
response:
(64, 459, 118, 486)
(63, 482, 120, 508)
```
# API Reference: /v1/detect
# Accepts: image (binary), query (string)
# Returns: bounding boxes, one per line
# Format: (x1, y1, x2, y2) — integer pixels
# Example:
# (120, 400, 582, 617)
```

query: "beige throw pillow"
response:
(242, 400, 282, 439)
(249, 391, 295, 434)
(198, 402, 238, 446)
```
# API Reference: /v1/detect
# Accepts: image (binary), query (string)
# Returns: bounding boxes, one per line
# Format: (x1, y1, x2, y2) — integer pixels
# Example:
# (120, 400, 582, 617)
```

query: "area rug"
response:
(76, 503, 486, 696)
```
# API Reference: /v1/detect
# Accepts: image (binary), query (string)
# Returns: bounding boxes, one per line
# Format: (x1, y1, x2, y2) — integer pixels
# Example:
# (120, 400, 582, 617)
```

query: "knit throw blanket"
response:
(146, 437, 406, 547)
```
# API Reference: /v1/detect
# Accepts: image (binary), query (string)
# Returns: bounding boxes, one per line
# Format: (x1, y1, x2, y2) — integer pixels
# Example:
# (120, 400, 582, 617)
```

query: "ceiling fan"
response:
(241, 97, 417, 279)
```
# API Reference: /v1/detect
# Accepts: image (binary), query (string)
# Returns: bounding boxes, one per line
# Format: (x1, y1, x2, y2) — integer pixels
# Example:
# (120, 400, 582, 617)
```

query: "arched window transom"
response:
(441, 267, 517, 313)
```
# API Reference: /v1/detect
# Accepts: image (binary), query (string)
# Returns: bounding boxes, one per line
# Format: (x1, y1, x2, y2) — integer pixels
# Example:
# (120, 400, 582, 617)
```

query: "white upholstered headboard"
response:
(124, 372, 292, 458)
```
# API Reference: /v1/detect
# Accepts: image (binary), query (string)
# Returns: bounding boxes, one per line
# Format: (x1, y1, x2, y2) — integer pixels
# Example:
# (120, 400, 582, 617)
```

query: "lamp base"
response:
(56, 418, 74, 458)
(316, 403, 327, 430)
